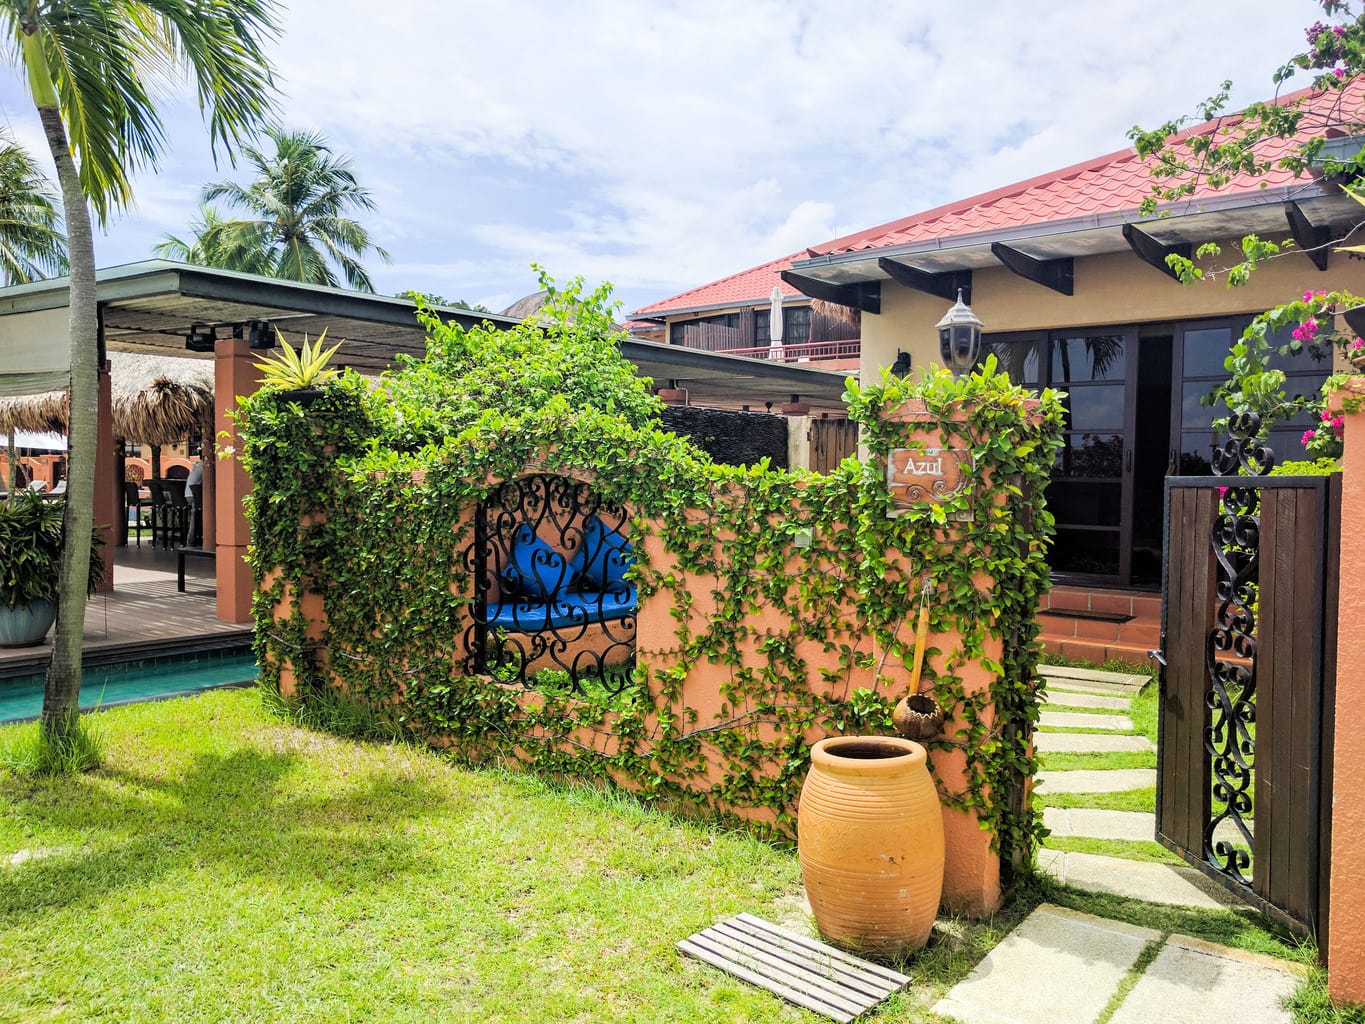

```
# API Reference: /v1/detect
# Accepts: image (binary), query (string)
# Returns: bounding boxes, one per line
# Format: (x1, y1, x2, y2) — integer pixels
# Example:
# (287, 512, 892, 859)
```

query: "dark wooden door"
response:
(810, 419, 858, 474)
(1158, 475, 1339, 938)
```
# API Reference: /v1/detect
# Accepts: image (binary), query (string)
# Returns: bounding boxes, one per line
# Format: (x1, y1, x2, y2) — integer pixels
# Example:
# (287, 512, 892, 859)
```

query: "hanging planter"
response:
(797, 735, 945, 957)
(893, 692, 945, 741)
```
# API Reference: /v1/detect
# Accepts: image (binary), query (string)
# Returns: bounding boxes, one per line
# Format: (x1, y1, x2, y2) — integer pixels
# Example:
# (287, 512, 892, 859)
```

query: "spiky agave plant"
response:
(254, 329, 343, 390)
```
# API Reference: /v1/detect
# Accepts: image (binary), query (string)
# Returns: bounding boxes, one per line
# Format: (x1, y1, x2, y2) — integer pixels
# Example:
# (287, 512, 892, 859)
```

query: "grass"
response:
(1042, 835, 1184, 866)
(0, 714, 104, 775)
(1038, 750, 1155, 772)
(0, 687, 1025, 1024)
(1041, 788, 1158, 814)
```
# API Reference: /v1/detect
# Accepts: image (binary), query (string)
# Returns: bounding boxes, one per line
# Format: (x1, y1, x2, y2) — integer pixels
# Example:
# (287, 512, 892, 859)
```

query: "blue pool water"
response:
(0, 652, 258, 723)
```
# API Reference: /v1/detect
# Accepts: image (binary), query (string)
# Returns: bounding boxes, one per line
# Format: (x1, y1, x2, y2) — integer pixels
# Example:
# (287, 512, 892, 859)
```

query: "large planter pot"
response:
(797, 735, 945, 957)
(0, 600, 57, 648)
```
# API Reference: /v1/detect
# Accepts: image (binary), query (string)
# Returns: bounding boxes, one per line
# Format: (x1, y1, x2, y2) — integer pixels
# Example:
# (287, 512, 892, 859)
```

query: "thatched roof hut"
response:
(0, 353, 214, 444)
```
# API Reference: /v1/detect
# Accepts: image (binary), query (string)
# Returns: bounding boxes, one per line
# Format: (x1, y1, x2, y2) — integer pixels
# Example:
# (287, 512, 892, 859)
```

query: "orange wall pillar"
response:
(213, 337, 260, 623)
(1330, 379, 1365, 1003)
(93, 361, 115, 592)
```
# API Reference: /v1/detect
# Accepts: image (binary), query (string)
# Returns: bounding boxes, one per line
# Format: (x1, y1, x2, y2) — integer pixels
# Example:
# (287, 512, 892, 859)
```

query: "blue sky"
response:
(0, 1, 1322, 316)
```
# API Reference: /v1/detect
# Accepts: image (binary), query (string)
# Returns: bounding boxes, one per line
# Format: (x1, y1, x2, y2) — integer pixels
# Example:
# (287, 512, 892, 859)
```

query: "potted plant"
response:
(255, 329, 343, 406)
(0, 491, 105, 647)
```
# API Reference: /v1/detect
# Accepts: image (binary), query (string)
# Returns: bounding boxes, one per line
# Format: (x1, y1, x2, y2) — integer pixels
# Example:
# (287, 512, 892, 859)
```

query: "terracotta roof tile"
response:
(633, 81, 1362, 315)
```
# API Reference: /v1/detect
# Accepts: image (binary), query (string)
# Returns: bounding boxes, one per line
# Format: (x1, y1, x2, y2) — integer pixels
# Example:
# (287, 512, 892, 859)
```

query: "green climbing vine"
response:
(238, 272, 1065, 864)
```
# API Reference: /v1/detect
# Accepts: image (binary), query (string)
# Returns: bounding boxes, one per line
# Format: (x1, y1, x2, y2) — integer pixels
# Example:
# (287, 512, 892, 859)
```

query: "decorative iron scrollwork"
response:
(464, 474, 637, 697)
(1204, 412, 1268, 883)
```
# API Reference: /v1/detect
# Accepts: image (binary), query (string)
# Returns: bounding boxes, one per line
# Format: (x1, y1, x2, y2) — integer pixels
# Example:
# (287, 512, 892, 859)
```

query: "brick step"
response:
(1040, 635, 1156, 668)
(1038, 615, 1159, 647)
(1042, 586, 1161, 621)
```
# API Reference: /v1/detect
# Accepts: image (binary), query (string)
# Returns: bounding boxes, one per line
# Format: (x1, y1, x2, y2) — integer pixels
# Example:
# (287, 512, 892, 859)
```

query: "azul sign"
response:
(886, 447, 973, 517)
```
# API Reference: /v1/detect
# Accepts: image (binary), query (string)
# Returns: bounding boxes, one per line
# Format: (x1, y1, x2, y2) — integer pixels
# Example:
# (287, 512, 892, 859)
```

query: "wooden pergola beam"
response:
(1285, 200, 1335, 272)
(1122, 224, 1191, 280)
(780, 271, 881, 314)
(990, 242, 1073, 295)
(876, 258, 971, 304)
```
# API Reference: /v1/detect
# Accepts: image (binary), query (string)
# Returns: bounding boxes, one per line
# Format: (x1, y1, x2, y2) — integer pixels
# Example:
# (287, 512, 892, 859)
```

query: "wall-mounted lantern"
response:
(936, 289, 983, 379)
(890, 350, 911, 378)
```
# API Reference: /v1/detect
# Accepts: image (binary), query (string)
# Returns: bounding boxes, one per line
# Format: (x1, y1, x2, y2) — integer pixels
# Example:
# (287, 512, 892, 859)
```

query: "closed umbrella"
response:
(767, 285, 784, 360)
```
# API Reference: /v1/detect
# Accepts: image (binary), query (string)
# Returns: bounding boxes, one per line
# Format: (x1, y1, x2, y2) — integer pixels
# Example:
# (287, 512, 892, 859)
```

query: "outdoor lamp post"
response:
(936, 289, 983, 379)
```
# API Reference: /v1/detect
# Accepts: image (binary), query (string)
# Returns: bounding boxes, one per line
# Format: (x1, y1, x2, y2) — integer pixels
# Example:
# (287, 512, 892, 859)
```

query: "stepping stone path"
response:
(1034, 665, 1237, 909)
(932, 667, 1306, 1024)
(936, 904, 1304, 1024)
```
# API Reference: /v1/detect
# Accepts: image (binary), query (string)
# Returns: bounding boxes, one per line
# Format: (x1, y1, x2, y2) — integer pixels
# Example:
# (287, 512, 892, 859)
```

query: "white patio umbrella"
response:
(767, 285, 784, 360)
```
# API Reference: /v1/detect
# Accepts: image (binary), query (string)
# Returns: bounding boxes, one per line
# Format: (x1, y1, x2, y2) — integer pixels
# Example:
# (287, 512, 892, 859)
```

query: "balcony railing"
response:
(716, 339, 861, 363)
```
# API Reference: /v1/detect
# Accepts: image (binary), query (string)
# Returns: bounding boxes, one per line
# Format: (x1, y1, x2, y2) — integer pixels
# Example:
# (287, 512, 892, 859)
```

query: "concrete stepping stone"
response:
(932, 904, 1159, 1024)
(1041, 690, 1132, 711)
(1109, 933, 1304, 1024)
(1040, 663, 1149, 696)
(1039, 710, 1134, 731)
(1037, 850, 1243, 909)
(1035, 768, 1156, 794)
(1044, 808, 1155, 843)
(1035, 733, 1153, 753)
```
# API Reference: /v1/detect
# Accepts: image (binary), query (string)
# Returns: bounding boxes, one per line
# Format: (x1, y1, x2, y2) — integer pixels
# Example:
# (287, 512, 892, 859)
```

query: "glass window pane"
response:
(1054, 433, 1124, 478)
(1182, 327, 1235, 378)
(1181, 382, 1230, 429)
(1063, 385, 1126, 430)
(1047, 481, 1122, 526)
(1052, 336, 1127, 382)
(1180, 431, 1220, 474)
(1268, 428, 1315, 464)
(983, 338, 1041, 385)
(1050, 528, 1120, 576)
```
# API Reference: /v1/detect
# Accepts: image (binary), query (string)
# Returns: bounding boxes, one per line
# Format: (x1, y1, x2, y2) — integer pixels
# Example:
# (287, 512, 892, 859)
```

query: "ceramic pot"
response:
(798, 735, 944, 957)
(0, 600, 57, 648)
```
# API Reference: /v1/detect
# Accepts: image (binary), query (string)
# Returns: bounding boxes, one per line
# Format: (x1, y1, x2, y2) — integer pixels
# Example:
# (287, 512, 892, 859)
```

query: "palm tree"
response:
(154, 201, 269, 273)
(0, 133, 65, 285)
(0, 1, 279, 744)
(203, 127, 390, 291)
(0, 132, 66, 498)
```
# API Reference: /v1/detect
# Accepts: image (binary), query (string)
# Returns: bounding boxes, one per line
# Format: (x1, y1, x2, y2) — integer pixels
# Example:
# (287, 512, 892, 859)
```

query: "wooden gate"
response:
(810, 418, 858, 474)
(1158, 465, 1339, 938)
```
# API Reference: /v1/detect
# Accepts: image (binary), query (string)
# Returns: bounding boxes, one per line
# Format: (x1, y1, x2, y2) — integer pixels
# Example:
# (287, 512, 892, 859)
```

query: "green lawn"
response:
(0, 688, 1030, 1024)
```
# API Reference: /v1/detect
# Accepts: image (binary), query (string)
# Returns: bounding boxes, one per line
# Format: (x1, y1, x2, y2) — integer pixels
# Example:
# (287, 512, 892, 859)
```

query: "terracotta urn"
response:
(797, 735, 945, 957)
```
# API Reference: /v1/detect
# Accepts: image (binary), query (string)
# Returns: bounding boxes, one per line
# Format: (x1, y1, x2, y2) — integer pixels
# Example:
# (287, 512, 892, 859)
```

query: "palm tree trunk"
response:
(36, 100, 97, 741)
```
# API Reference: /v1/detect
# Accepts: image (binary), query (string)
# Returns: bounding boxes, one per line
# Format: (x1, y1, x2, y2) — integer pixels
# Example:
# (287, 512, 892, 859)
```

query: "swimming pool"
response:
(0, 651, 258, 723)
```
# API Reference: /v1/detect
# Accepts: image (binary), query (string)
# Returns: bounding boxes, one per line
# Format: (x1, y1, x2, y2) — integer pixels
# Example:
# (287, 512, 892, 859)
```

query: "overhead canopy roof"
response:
(0, 261, 852, 414)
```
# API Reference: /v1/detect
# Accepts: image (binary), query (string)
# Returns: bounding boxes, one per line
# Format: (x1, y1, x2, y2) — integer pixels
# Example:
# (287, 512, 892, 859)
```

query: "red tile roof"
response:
(632, 251, 812, 317)
(633, 81, 1362, 316)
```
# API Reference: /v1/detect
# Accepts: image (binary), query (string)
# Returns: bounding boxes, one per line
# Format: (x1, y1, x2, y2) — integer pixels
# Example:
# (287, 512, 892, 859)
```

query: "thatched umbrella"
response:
(0, 354, 214, 491)
(0, 353, 213, 444)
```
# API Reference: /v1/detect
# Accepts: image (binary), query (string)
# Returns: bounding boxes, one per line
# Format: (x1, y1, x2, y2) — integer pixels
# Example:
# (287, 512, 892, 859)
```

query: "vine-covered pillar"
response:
(1329, 378, 1365, 1003)
(213, 335, 261, 623)
(881, 397, 1035, 919)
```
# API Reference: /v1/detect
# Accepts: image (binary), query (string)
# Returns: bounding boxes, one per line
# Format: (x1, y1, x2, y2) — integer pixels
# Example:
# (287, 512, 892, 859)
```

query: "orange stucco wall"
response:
(272, 403, 1040, 920)
(1330, 378, 1365, 1003)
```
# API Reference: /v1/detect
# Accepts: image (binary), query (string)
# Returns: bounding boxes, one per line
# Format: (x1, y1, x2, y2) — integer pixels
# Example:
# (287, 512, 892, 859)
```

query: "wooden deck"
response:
(0, 545, 251, 678)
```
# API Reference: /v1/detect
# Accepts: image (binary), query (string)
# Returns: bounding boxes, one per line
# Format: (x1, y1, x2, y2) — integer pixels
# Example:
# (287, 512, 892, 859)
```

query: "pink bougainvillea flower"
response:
(1305, 290, 1316, 302)
(1323, 409, 1333, 421)
(1336, 67, 1347, 79)
(1303, 429, 1317, 445)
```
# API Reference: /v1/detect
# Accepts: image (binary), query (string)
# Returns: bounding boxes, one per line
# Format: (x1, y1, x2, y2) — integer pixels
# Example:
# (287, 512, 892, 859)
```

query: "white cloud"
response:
(0, 0, 1329, 311)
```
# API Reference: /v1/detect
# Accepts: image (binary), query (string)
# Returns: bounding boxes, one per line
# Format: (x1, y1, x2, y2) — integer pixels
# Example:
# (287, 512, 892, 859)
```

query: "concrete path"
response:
(1043, 807, 1155, 842)
(1036, 768, 1156, 794)
(936, 905, 1304, 1024)
(1037, 850, 1243, 909)
(1041, 690, 1133, 711)
(1039, 710, 1135, 731)
(1041, 664, 1149, 696)
(1034, 733, 1153, 754)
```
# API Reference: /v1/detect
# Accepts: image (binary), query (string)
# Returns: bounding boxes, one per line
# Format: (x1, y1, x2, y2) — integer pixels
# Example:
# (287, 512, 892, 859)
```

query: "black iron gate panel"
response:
(1159, 441, 1339, 937)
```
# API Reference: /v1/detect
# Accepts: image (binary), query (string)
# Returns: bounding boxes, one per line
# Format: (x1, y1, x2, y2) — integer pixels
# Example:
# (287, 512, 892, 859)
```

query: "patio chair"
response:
(123, 481, 150, 546)
(146, 479, 175, 549)
(166, 483, 191, 547)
